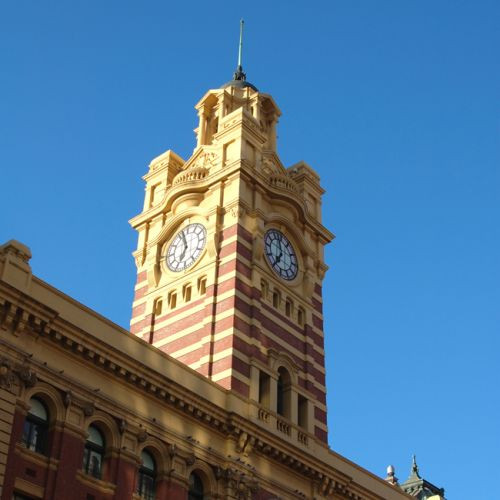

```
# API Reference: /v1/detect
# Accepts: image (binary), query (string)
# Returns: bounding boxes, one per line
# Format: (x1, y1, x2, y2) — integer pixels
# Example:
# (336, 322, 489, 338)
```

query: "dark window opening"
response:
(277, 367, 292, 419)
(83, 425, 104, 479)
(136, 450, 156, 500)
(298, 395, 308, 429)
(258, 371, 271, 407)
(21, 397, 48, 455)
(188, 471, 204, 500)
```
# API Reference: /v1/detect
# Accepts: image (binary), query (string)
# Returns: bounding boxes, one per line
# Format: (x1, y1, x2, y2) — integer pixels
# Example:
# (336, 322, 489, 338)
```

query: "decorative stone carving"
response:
(261, 156, 283, 177)
(82, 402, 94, 417)
(168, 443, 177, 458)
(173, 166, 208, 186)
(215, 466, 259, 499)
(236, 432, 255, 457)
(63, 390, 72, 408)
(268, 173, 299, 194)
(193, 151, 218, 170)
(0, 358, 15, 389)
(137, 429, 148, 443)
(118, 418, 126, 434)
(17, 365, 37, 388)
(229, 204, 245, 220)
(185, 453, 195, 466)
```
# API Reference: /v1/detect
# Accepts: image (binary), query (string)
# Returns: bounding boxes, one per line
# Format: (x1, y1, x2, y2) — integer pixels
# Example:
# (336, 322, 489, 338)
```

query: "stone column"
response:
(290, 389, 298, 425)
(269, 374, 278, 413)
(197, 109, 207, 147)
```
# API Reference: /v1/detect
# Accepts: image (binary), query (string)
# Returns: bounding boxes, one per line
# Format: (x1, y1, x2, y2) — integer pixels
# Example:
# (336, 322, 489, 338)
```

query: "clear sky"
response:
(1, 2, 498, 498)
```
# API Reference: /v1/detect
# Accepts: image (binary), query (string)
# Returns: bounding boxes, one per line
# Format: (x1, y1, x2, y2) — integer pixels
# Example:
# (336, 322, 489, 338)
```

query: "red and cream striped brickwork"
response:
(130, 221, 329, 442)
(130, 82, 333, 444)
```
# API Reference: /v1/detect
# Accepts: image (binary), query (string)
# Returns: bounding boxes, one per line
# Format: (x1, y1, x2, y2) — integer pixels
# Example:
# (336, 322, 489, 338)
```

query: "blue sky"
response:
(1, 2, 498, 498)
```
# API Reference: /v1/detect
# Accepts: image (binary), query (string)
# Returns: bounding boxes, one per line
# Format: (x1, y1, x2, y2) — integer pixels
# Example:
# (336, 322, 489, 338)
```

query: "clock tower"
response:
(129, 65, 334, 444)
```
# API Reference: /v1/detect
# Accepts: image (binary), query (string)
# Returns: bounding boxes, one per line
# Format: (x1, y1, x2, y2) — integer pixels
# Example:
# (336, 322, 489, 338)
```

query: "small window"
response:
(136, 450, 156, 500)
(272, 290, 281, 308)
(298, 395, 308, 429)
(154, 298, 163, 316)
(83, 425, 105, 479)
(149, 184, 157, 207)
(168, 291, 177, 309)
(285, 298, 293, 317)
(258, 371, 271, 407)
(188, 471, 204, 500)
(277, 367, 292, 418)
(298, 307, 305, 326)
(21, 397, 49, 455)
(183, 284, 192, 303)
(260, 280, 268, 300)
(198, 276, 207, 295)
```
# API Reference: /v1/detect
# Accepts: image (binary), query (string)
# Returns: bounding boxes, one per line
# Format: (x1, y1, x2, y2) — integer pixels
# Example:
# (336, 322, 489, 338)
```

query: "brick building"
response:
(0, 66, 444, 499)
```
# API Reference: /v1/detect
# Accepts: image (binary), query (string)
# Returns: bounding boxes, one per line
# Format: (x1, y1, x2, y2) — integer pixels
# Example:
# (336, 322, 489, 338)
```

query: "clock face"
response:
(264, 229, 298, 281)
(166, 223, 207, 272)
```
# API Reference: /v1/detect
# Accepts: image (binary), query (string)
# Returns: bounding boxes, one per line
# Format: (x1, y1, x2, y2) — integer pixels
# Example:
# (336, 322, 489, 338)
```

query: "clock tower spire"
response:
(129, 64, 334, 444)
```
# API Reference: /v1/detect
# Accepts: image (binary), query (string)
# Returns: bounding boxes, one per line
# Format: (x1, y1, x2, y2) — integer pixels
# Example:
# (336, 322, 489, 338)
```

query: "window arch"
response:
(277, 366, 292, 419)
(83, 425, 105, 479)
(188, 471, 204, 500)
(136, 449, 156, 500)
(21, 397, 49, 455)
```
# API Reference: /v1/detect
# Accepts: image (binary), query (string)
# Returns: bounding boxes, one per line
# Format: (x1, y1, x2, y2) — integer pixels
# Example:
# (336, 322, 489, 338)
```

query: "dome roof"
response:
(221, 65, 258, 92)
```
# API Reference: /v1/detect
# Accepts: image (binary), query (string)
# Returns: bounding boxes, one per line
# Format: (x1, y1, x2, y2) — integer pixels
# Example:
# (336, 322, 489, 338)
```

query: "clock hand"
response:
(275, 249, 283, 264)
(179, 231, 188, 260)
(276, 238, 285, 264)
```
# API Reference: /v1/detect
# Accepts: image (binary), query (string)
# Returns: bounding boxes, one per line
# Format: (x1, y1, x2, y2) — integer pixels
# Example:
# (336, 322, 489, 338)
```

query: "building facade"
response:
(0, 69, 444, 499)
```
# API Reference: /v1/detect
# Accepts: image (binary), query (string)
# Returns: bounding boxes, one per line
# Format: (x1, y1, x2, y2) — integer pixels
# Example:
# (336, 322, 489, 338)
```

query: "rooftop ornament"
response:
(222, 19, 258, 91)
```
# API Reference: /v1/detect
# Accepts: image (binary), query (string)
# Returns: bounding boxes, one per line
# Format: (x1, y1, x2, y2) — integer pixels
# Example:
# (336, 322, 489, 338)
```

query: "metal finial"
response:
(233, 19, 246, 81)
(238, 19, 244, 68)
(410, 454, 421, 478)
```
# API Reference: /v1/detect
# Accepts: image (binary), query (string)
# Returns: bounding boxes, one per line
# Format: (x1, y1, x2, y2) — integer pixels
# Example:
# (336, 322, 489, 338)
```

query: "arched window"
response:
(83, 425, 105, 479)
(188, 471, 204, 500)
(136, 450, 156, 500)
(21, 397, 49, 454)
(277, 367, 292, 419)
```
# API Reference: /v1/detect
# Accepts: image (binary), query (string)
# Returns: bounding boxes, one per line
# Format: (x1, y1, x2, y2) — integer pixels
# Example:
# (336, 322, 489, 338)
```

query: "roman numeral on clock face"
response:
(166, 223, 207, 272)
(264, 229, 298, 281)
